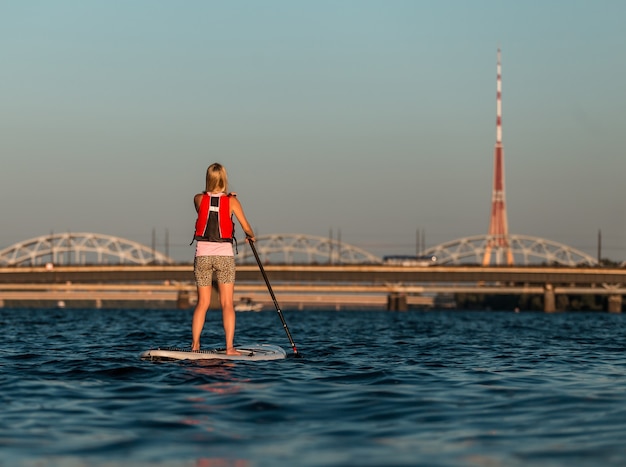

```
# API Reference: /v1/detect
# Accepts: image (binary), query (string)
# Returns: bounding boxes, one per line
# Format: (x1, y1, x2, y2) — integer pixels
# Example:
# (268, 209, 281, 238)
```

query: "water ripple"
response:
(1, 308, 626, 466)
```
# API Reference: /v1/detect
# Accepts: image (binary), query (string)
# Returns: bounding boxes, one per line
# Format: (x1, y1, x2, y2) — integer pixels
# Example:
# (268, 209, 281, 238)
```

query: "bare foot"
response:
(226, 347, 242, 356)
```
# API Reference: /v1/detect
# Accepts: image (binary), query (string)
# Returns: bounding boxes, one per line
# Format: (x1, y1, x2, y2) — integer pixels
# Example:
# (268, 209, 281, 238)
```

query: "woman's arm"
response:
(193, 193, 203, 212)
(230, 196, 255, 241)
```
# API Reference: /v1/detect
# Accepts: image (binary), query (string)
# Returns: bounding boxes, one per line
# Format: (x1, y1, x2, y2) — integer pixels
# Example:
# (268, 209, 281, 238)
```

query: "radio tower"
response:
(482, 48, 514, 266)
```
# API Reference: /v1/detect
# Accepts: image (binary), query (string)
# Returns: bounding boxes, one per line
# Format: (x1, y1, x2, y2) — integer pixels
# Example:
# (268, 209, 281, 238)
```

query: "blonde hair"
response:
(205, 163, 228, 193)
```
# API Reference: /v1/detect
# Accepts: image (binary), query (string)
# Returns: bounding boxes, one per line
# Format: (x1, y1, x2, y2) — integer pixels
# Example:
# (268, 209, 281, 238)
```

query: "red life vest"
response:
(193, 193, 234, 243)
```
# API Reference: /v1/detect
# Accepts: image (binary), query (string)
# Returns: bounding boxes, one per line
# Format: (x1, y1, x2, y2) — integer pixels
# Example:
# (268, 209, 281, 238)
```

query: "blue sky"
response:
(1, 1, 625, 262)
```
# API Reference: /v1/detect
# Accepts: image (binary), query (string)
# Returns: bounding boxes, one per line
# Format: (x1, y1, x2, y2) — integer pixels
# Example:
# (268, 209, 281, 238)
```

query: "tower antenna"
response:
(483, 48, 514, 265)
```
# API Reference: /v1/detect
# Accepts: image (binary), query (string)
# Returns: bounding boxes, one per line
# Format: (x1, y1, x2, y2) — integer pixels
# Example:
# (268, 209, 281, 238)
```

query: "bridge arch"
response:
(423, 234, 598, 266)
(0, 232, 174, 266)
(237, 233, 383, 265)
(0, 232, 599, 267)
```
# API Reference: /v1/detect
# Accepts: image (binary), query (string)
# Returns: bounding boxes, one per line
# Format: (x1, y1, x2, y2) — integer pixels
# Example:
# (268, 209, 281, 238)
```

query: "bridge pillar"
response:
(544, 284, 556, 313)
(387, 293, 407, 311)
(608, 294, 622, 313)
(177, 290, 191, 309)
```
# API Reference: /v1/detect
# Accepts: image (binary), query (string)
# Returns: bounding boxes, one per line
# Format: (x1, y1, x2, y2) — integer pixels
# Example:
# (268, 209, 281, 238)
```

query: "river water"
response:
(2, 307, 626, 466)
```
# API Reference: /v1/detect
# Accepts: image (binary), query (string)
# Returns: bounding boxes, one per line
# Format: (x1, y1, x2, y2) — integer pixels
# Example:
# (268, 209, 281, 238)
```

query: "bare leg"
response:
(218, 282, 241, 355)
(191, 285, 212, 351)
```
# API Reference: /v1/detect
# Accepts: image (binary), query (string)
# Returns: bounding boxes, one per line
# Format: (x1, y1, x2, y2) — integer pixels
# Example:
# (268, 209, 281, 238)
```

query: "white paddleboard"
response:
(140, 343, 286, 362)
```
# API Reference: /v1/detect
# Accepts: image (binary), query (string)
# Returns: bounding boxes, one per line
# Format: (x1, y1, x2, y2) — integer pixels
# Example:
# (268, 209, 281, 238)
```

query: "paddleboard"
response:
(140, 343, 286, 362)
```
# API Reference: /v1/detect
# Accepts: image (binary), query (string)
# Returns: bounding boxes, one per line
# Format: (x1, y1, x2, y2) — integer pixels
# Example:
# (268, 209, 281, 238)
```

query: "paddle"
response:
(248, 239, 301, 357)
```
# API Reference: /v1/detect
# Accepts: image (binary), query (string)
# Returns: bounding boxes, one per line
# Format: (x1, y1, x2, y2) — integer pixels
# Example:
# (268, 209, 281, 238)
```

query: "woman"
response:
(191, 163, 255, 354)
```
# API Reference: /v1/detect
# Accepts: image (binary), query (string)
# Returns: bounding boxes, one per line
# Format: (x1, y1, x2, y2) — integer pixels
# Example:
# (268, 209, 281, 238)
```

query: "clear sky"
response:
(1, 1, 625, 262)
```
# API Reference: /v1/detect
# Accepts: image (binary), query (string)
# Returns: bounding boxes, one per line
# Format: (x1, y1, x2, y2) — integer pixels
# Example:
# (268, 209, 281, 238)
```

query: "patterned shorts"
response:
(194, 256, 236, 286)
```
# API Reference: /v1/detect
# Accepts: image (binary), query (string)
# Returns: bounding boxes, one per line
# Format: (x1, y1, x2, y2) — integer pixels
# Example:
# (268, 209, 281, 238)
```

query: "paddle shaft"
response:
(248, 240, 300, 357)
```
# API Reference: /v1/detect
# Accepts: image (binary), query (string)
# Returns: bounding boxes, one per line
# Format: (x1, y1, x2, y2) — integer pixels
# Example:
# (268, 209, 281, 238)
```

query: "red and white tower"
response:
(482, 48, 514, 266)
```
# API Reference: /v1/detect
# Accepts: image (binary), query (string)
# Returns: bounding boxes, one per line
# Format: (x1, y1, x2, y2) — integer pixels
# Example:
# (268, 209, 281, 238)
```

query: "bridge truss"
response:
(0, 232, 598, 267)
(423, 234, 598, 267)
(237, 234, 383, 265)
(0, 232, 174, 266)
(237, 233, 597, 267)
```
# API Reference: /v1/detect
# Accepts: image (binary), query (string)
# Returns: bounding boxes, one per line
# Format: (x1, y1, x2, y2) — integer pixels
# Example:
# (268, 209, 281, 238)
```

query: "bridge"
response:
(0, 263, 624, 312)
(0, 232, 622, 312)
